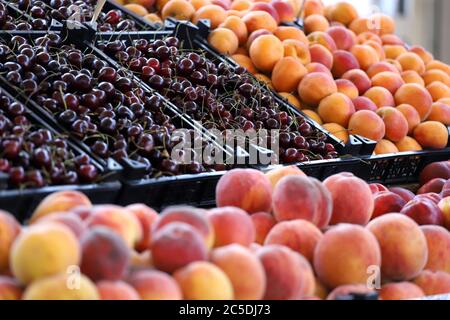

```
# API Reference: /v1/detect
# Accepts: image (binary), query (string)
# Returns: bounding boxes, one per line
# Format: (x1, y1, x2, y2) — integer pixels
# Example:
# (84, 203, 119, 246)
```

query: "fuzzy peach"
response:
(413, 270, 450, 296)
(126, 204, 158, 253)
(251, 212, 276, 245)
(0, 211, 20, 273)
(309, 44, 333, 69)
(372, 192, 407, 218)
(420, 226, 450, 273)
(97, 281, 140, 300)
(379, 282, 425, 300)
(128, 270, 182, 300)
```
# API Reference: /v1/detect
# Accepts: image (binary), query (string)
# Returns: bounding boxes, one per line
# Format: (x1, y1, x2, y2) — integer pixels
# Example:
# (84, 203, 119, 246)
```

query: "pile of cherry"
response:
(99, 37, 339, 163)
(3, 0, 140, 31)
(0, 90, 100, 188)
(0, 34, 218, 180)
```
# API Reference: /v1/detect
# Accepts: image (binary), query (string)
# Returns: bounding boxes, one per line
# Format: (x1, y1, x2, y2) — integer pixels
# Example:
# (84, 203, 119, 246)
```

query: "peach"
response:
(126, 204, 158, 253)
(438, 197, 450, 230)
(420, 226, 450, 273)
(428, 101, 450, 125)
(216, 168, 272, 213)
(86, 205, 142, 248)
(375, 140, 399, 155)
(303, 0, 324, 17)
(128, 270, 182, 300)
(306, 62, 333, 77)
(249, 34, 284, 72)
(152, 221, 209, 273)
(389, 187, 416, 203)
(36, 212, 86, 240)
(395, 83, 433, 120)
(274, 26, 308, 44)
(376, 107, 409, 142)
(364, 86, 395, 108)
(265, 165, 306, 189)
(242, 10, 278, 34)
(161, 0, 195, 20)
(174, 261, 234, 300)
(232, 54, 257, 74)
(367, 214, 428, 281)
(327, 284, 375, 300)
(220, 16, 248, 46)
(208, 27, 239, 55)
(322, 123, 349, 144)
(211, 244, 266, 300)
(80, 227, 130, 282)
(420, 161, 450, 185)
(370, 183, 389, 194)
(427, 81, 450, 102)
(367, 62, 400, 78)
(10, 223, 80, 285)
(410, 45, 434, 64)
(272, 57, 307, 93)
(372, 192, 407, 218)
(264, 220, 323, 263)
(401, 198, 444, 226)
(258, 245, 315, 299)
(384, 45, 407, 60)
(414, 121, 449, 149)
(423, 69, 450, 87)
(314, 224, 381, 289)
(427, 60, 450, 76)
(0, 276, 22, 300)
(298, 72, 337, 106)
(348, 110, 386, 142)
(379, 282, 425, 300)
(124, 3, 149, 16)
(272, 175, 332, 228)
(271, 0, 296, 23)
(350, 45, 380, 70)
(372, 72, 405, 95)
(331, 50, 360, 78)
(30, 190, 92, 223)
(192, 5, 227, 28)
(282, 39, 311, 64)
(307, 31, 337, 53)
(328, 2, 358, 26)
(396, 104, 421, 135)
(251, 212, 276, 244)
(23, 273, 99, 300)
(324, 173, 374, 225)
(415, 193, 442, 205)
(318, 92, 355, 127)
(381, 34, 405, 46)
(413, 270, 450, 296)
(397, 52, 426, 75)
(342, 69, 372, 95)
(309, 44, 333, 69)
(303, 110, 323, 124)
(304, 14, 329, 34)
(97, 281, 140, 300)
(0, 211, 20, 273)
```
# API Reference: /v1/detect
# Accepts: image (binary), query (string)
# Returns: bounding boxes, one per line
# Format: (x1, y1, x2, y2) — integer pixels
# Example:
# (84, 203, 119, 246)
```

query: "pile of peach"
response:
(1, 162, 450, 300)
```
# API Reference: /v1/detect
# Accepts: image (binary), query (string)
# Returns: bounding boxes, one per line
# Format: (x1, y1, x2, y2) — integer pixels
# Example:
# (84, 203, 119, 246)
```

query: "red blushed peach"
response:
(272, 175, 332, 229)
(417, 178, 446, 195)
(216, 169, 272, 214)
(367, 61, 400, 78)
(367, 214, 428, 281)
(421, 226, 450, 273)
(0, 276, 22, 300)
(331, 50, 360, 78)
(414, 270, 450, 296)
(389, 187, 415, 203)
(352, 96, 378, 112)
(336, 79, 359, 100)
(438, 197, 450, 230)
(342, 69, 372, 95)
(298, 72, 338, 107)
(126, 204, 158, 252)
(415, 193, 442, 205)
(208, 207, 255, 247)
(441, 179, 450, 198)
(37, 212, 86, 240)
(265, 166, 306, 189)
(309, 44, 333, 69)
(251, 212, 276, 245)
(271, 0, 295, 23)
(0, 211, 21, 273)
(97, 281, 140, 300)
(151, 222, 208, 273)
(326, 26, 355, 51)
(323, 173, 374, 225)
(364, 86, 395, 109)
(327, 284, 375, 300)
(307, 31, 337, 53)
(381, 34, 405, 46)
(420, 161, 450, 186)
(401, 198, 444, 226)
(379, 282, 425, 300)
(211, 244, 266, 300)
(376, 107, 409, 142)
(371, 72, 405, 94)
(258, 245, 315, 299)
(314, 224, 381, 289)
(414, 121, 449, 149)
(128, 270, 182, 300)
(370, 183, 389, 194)
(264, 220, 323, 264)
(348, 110, 386, 142)
(249, 2, 280, 23)
(372, 192, 407, 219)
(350, 44, 380, 70)
(401, 70, 425, 86)
(152, 206, 213, 248)
(396, 104, 421, 135)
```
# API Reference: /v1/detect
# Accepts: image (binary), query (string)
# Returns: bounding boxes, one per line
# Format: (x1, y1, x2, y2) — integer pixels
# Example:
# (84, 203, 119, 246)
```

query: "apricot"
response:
(350, 44, 380, 70)
(372, 192, 406, 218)
(352, 97, 377, 112)
(190, 0, 211, 10)
(414, 121, 449, 149)
(307, 31, 337, 53)
(272, 175, 332, 228)
(318, 92, 355, 127)
(126, 204, 158, 253)
(314, 224, 381, 289)
(282, 39, 311, 64)
(192, 4, 227, 28)
(396, 104, 421, 134)
(370, 13, 396, 35)
(278, 92, 302, 109)
(216, 168, 272, 213)
(161, 0, 195, 20)
(364, 86, 395, 108)
(208, 28, 239, 55)
(397, 52, 426, 75)
(272, 57, 307, 93)
(410, 45, 434, 64)
(401, 70, 425, 86)
(327, 284, 375, 300)
(264, 220, 323, 263)
(303, 0, 324, 17)
(376, 107, 409, 142)
(143, 13, 163, 24)
(274, 26, 308, 44)
(374, 139, 399, 155)
(303, 110, 323, 124)
(124, 3, 149, 16)
(265, 165, 305, 189)
(348, 110, 386, 142)
(426, 60, 450, 76)
(211, 244, 266, 300)
(23, 273, 99, 300)
(298, 72, 337, 106)
(0, 276, 22, 300)
(384, 45, 407, 60)
(367, 214, 428, 281)
(336, 79, 359, 99)
(349, 17, 371, 35)
(258, 245, 315, 299)
(423, 69, 450, 87)
(97, 281, 140, 300)
(367, 61, 399, 78)
(304, 14, 329, 34)
(326, 25, 355, 51)
(372, 71, 405, 95)
(365, 40, 386, 61)
(249, 34, 284, 72)
(309, 44, 333, 69)
(128, 270, 182, 300)
(413, 270, 450, 296)
(332, 50, 360, 78)
(381, 34, 405, 46)
(395, 83, 433, 120)
(427, 81, 450, 102)
(385, 58, 404, 72)
(254, 73, 274, 88)
(356, 32, 382, 45)
(174, 261, 234, 300)
(242, 10, 278, 34)
(246, 29, 272, 49)
(30, 190, 91, 223)
(230, 0, 251, 11)
(322, 123, 349, 144)
(306, 62, 333, 77)
(0, 211, 20, 273)
(232, 54, 257, 74)
(379, 282, 425, 300)
(219, 16, 248, 46)
(342, 69, 372, 95)
(428, 102, 450, 125)
(420, 226, 450, 273)
(271, 0, 295, 23)
(328, 2, 358, 26)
